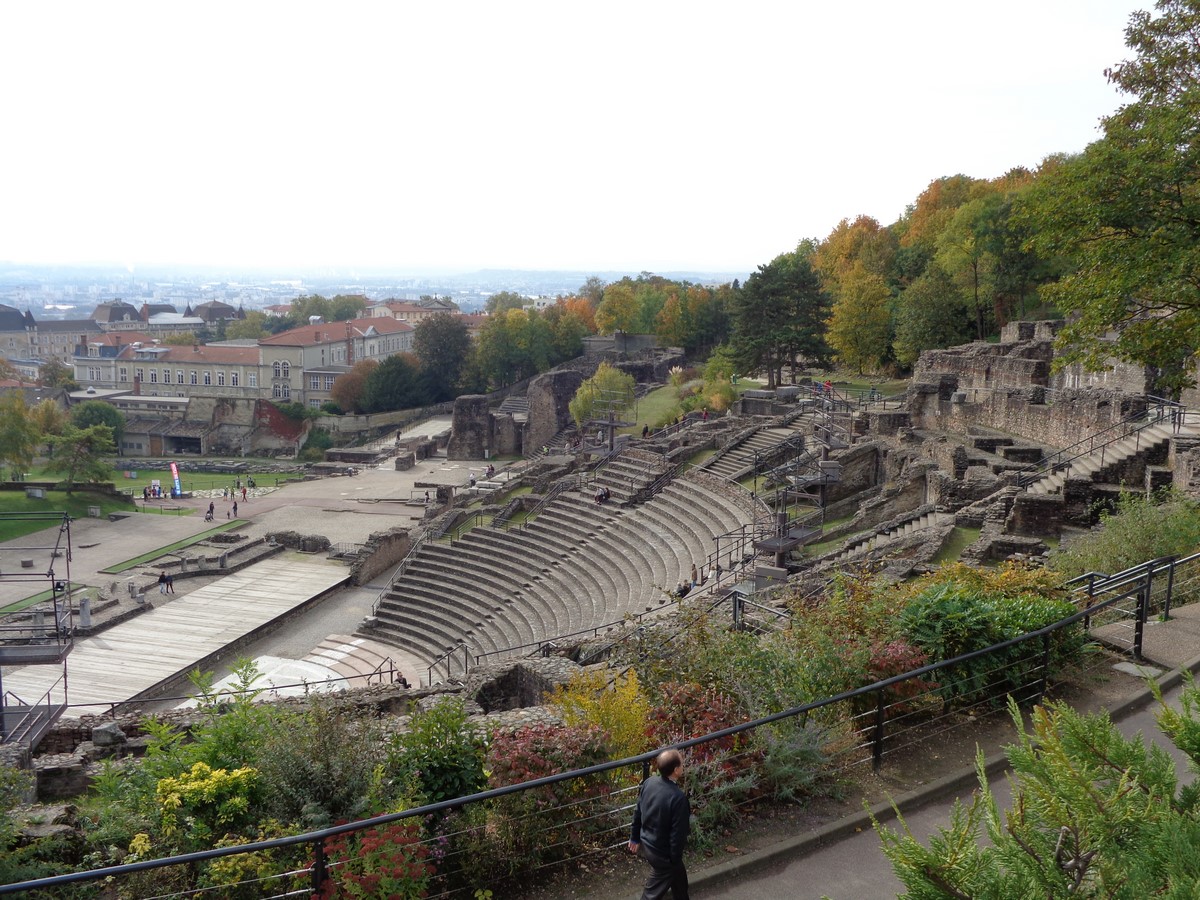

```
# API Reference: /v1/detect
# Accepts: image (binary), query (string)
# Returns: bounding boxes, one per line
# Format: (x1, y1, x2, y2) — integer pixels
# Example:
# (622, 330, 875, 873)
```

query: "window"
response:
(176, 370, 184, 384)
(190, 371, 197, 385)
(119, 367, 128, 382)
(309, 399, 321, 409)
(281, 362, 290, 378)
(231, 372, 239, 386)
(310, 376, 320, 390)
(248, 373, 257, 387)
(135, 367, 144, 382)
(272, 361, 281, 378)
(203, 371, 211, 386)
(324, 375, 335, 390)
(217, 371, 225, 386)
(273, 383, 291, 399)
(273, 384, 281, 398)
(149, 370, 157, 383)
(162, 368, 170, 384)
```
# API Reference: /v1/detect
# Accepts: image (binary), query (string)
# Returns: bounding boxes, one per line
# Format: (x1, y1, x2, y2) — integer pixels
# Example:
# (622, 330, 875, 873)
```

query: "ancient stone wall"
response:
(913, 340, 1053, 392)
(350, 527, 411, 586)
(523, 370, 584, 453)
(446, 395, 492, 459)
(909, 386, 1146, 451)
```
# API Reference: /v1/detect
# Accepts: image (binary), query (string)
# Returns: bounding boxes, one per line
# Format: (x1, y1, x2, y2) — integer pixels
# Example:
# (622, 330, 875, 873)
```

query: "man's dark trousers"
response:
(638, 844, 689, 900)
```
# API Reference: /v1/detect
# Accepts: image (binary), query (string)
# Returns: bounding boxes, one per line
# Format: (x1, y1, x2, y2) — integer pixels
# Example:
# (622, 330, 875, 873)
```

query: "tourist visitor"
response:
(629, 748, 691, 900)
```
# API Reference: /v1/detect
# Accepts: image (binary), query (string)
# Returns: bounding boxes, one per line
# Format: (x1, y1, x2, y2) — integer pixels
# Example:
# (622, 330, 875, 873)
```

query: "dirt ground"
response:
(517, 649, 1154, 900)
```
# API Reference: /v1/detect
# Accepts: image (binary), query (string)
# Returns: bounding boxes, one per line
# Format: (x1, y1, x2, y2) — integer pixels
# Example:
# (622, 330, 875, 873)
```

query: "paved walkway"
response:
(658, 606, 1200, 900)
(0, 556, 349, 712)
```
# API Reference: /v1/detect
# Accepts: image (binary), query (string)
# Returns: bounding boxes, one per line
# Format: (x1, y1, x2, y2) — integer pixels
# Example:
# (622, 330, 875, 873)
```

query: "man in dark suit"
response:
(628, 748, 690, 899)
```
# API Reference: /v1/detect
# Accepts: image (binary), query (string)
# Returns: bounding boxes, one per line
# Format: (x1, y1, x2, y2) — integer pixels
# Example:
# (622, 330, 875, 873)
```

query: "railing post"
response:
(871, 690, 886, 774)
(1083, 573, 1096, 630)
(1037, 633, 1052, 703)
(1163, 558, 1177, 621)
(731, 592, 743, 630)
(311, 838, 327, 896)
(1134, 585, 1148, 661)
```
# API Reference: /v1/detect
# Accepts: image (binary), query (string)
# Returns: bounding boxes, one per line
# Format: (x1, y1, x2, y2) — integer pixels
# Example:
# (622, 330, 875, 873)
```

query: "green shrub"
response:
(387, 698, 487, 805)
(255, 695, 390, 827)
(1051, 491, 1200, 580)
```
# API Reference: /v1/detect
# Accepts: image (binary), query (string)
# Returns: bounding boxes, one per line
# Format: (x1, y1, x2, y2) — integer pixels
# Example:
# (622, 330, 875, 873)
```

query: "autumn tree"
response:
(936, 196, 1001, 341)
(28, 398, 66, 455)
(412, 313, 473, 402)
(730, 252, 831, 388)
(542, 302, 592, 361)
(569, 362, 636, 427)
(1018, 0, 1200, 391)
(484, 291, 527, 315)
(37, 359, 77, 391)
(0, 392, 38, 478)
(594, 283, 640, 335)
(330, 359, 378, 414)
(826, 265, 893, 373)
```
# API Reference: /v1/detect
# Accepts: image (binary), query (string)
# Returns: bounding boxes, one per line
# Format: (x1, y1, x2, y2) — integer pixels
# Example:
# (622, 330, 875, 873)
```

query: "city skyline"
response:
(2, 1, 1141, 273)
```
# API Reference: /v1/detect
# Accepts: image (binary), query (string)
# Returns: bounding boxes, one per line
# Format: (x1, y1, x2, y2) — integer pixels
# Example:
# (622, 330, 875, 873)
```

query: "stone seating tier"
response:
(409, 548, 566, 635)
(462, 527, 623, 613)
(397, 565, 547, 640)
(363, 454, 757, 667)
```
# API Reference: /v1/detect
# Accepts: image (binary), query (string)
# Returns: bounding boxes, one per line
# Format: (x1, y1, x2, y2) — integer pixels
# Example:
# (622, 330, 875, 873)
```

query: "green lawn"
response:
(0, 491, 136, 542)
(931, 526, 983, 565)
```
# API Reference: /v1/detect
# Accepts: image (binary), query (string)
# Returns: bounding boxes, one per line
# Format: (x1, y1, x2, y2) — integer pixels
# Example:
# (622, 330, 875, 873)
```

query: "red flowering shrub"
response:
(313, 820, 433, 899)
(645, 681, 749, 766)
(866, 638, 938, 718)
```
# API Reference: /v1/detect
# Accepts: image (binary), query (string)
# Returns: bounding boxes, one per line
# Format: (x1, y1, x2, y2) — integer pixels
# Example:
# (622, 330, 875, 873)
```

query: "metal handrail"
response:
(1015, 397, 1188, 489)
(1, 580, 1135, 898)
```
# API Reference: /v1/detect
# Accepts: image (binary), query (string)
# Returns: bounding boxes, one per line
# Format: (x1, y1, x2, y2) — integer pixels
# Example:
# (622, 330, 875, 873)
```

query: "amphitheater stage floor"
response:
(0, 556, 350, 713)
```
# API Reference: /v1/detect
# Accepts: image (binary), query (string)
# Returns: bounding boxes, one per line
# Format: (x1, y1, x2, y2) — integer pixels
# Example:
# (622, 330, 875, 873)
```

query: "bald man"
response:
(628, 748, 690, 899)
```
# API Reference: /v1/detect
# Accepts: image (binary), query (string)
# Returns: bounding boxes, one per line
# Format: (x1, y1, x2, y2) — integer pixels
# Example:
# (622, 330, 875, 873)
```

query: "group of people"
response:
(156, 571, 175, 595)
(594, 485, 611, 505)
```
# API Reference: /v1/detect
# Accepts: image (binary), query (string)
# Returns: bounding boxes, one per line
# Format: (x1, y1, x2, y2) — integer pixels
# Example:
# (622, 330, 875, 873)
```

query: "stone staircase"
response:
(302, 634, 419, 688)
(704, 425, 806, 480)
(360, 471, 754, 676)
(825, 509, 956, 564)
(1025, 422, 1180, 495)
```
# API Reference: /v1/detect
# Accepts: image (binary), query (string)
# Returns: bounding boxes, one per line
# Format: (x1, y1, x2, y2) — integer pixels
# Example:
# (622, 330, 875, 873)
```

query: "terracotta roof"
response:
(258, 316, 412, 346)
(119, 344, 260, 364)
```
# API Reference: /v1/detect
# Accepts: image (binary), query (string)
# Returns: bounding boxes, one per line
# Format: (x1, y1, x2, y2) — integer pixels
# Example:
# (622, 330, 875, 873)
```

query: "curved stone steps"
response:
(463, 527, 628, 630)
(416, 544, 570, 637)
(383, 577, 529, 651)
(538, 500, 673, 596)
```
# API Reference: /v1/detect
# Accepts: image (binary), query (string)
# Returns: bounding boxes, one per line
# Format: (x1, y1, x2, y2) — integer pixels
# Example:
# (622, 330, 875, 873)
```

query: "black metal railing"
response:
(3, 580, 1139, 899)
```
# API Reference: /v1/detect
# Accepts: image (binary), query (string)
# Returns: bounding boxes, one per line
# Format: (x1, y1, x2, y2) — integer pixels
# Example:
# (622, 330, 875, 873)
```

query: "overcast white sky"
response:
(0, 1, 1143, 275)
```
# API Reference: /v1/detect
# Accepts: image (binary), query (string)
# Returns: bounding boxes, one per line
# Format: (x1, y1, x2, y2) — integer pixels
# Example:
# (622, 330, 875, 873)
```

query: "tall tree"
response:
(28, 398, 66, 456)
(412, 313, 473, 402)
(0, 392, 38, 478)
(72, 400, 125, 447)
(361, 353, 428, 413)
(826, 265, 893, 374)
(46, 424, 115, 491)
(936, 196, 1002, 341)
(892, 264, 975, 366)
(730, 252, 830, 388)
(595, 283, 640, 335)
(37, 359, 77, 391)
(484, 291, 526, 315)
(226, 311, 269, 341)
(330, 359, 378, 414)
(1018, 0, 1200, 392)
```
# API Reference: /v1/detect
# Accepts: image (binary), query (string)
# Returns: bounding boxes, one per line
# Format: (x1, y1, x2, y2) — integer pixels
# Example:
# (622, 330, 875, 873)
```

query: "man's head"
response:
(656, 749, 684, 780)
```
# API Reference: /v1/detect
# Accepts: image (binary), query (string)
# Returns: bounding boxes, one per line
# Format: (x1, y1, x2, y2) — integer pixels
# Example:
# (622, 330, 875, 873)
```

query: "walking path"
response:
(644, 608, 1200, 900)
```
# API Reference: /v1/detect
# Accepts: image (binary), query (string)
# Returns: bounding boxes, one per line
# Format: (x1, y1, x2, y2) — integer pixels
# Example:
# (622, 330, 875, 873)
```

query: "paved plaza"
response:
(1, 414, 512, 709)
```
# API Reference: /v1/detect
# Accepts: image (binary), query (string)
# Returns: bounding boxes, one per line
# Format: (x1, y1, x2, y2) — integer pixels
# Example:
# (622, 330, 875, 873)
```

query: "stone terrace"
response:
(363, 471, 755, 678)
